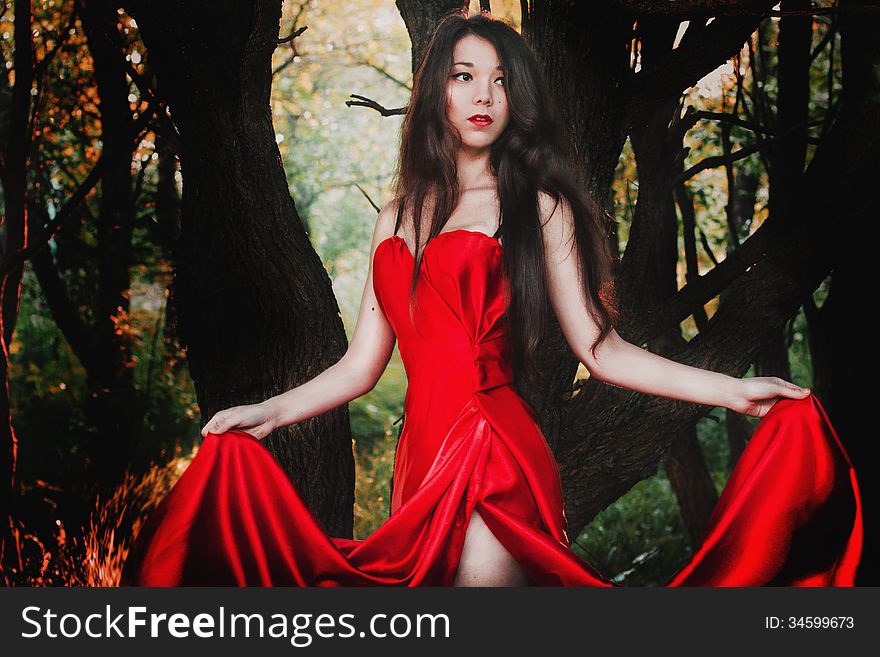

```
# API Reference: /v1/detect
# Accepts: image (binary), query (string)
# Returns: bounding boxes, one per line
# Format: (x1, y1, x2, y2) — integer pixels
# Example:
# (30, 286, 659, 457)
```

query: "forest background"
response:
(0, 0, 875, 586)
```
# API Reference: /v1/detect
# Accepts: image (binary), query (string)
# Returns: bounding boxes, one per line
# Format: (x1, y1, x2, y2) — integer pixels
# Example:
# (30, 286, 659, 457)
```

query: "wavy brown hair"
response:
(391, 10, 618, 385)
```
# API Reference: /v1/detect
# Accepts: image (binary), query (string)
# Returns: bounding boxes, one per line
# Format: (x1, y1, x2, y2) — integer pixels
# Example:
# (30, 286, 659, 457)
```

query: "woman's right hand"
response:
(200, 401, 277, 440)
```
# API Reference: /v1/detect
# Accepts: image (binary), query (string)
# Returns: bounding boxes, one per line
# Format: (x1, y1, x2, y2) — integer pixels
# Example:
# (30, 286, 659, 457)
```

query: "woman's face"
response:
(446, 34, 509, 152)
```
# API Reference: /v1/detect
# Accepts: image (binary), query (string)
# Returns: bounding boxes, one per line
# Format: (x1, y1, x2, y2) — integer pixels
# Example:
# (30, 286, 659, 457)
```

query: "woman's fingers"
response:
(735, 377, 811, 418)
(199, 404, 274, 440)
(775, 377, 810, 398)
(201, 408, 236, 437)
(755, 377, 809, 402)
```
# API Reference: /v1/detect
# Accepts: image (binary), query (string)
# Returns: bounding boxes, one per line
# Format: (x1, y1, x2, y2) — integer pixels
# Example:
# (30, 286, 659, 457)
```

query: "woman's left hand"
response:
(729, 376, 812, 418)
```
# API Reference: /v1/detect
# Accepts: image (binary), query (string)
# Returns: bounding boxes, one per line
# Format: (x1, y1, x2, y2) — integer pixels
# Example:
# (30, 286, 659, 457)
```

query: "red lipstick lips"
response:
(468, 114, 493, 126)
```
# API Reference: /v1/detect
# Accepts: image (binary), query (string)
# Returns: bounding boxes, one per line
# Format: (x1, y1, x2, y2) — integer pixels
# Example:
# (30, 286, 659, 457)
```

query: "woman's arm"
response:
(540, 192, 810, 417)
(201, 202, 399, 439)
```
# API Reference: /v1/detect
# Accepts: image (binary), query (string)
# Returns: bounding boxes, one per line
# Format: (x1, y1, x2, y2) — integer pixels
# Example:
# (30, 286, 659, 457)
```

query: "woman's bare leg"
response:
(453, 508, 532, 586)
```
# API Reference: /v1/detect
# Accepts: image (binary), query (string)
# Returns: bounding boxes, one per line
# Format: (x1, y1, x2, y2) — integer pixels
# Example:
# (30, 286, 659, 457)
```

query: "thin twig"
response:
(355, 184, 381, 213)
(278, 24, 308, 45)
(690, 110, 772, 135)
(345, 94, 406, 116)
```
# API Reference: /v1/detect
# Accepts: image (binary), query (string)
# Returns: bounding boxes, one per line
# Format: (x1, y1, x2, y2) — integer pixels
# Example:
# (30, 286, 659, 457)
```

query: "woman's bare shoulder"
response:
(365, 198, 403, 249)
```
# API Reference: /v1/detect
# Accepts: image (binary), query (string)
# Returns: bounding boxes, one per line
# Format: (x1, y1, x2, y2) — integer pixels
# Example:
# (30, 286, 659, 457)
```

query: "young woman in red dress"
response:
(122, 11, 862, 587)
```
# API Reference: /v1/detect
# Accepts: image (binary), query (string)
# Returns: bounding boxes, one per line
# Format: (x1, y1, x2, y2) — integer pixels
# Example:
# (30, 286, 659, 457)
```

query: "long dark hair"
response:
(391, 10, 618, 385)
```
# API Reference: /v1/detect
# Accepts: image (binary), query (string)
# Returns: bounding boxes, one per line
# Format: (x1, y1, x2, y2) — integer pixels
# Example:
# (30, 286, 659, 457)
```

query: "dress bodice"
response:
(372, 230, 514, 412)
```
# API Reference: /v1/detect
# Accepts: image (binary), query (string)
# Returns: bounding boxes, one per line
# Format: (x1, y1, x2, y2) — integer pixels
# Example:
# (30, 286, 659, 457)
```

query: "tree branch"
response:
(345, 93, 406, 116)
(626, 4, 774, 112)
(277, 24, 308, 44)
(674, 115, 823, 184)
(690, 109, 772, 135)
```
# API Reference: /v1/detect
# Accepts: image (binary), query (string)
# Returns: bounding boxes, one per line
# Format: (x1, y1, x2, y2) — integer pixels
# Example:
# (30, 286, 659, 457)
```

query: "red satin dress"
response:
(121, 230, 863, 586)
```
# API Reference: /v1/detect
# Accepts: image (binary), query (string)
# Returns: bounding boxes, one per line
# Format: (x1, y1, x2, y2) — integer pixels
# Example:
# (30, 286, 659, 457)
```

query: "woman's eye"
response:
(450, 72, 504, 86)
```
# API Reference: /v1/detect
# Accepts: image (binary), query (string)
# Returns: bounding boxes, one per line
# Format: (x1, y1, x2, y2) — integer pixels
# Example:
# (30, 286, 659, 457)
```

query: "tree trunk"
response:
(78, 0, 140, 490)
(0, 0, 35, 559)
(125, 0, 355, 535)
(721, 168, 760, 464)
(395, 0, 464, 73)
(750, 0, 811, 384)
(630, 14, 719, 544)
(517, 0, 635, 451)
(801, 0, 879, 586)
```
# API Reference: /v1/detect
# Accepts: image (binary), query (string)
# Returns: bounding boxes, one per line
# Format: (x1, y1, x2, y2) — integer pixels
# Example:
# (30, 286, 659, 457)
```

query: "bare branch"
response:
(675, 116, 823, 184)
(34, 6, 77, 78)
(810, 20, 837, 64)
(273, 1, 309, 75)
(346, 52, 412, 91)
(345, 93, 406, 116)
(120, 58, 185, 157)
(674, 139, 766, 184)
(690, 109, 772, 135)
(630, 220, 775, 345)
(278, 24, 308, 45)
(354, 184, 382, 213)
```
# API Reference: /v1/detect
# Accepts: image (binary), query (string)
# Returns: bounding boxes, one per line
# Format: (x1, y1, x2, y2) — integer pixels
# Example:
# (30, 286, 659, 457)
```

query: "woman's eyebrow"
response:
(450, 61, 504, 70)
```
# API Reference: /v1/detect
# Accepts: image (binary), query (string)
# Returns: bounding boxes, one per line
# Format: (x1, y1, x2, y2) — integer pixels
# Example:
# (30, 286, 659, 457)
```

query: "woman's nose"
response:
(474, 88, 492, 105)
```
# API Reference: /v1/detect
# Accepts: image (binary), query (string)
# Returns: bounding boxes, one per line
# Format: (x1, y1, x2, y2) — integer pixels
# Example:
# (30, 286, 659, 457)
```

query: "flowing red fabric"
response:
(121, 230, 863, 586)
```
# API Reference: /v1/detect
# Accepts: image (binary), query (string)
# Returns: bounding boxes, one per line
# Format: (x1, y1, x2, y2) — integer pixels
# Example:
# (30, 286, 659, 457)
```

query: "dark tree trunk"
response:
(0, 0, 34, 558)
(517, 0, 635, 451)
(78, 0, 140, 489)
(28, 1, 144, 494)
(663, 419, 720, 546)
(769, 0, 811, 231)
(724, 410, 750, 469)
(753, 329, 792, 380)
(523, 1, 632, 198)
(751, 0, 811, 384)
(125, 0, 354, 535)
(629, 14, 719, 544)
(804, 257, 874, 585)
(153, 133, 182, 254)
(801, 0, 879, 586)
(395, 0, 465, 72)
(721, 168, 760, 464)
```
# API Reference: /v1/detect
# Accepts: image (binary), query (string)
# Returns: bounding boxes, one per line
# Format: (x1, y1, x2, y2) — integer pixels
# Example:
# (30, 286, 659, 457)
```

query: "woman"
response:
(121, 11, 862, 587)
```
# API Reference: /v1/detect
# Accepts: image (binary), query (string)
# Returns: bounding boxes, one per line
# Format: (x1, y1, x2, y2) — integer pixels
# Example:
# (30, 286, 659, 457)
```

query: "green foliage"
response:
(352, 417, 398, 540)
(349, 353, 405, 539)
(10, 268, 201, 493)
(572, 470, 691, 587)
